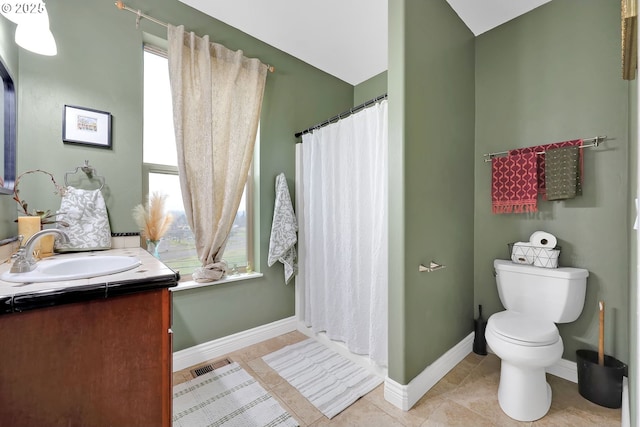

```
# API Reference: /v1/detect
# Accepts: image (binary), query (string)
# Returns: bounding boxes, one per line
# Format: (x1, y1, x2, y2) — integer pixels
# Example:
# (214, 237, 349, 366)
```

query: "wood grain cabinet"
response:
(0, 288, 173, 427)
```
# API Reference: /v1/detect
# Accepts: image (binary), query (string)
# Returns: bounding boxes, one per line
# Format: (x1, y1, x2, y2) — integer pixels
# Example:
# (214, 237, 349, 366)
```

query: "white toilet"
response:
(485, 259, 588, 422)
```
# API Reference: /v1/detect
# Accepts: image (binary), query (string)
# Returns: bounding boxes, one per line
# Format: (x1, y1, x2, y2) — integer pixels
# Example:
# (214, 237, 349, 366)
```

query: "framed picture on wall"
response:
(62, 105, 112, 148)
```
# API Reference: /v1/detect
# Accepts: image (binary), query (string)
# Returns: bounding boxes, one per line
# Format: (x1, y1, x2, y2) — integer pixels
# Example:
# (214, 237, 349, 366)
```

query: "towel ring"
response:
(64, 160, 105, 190)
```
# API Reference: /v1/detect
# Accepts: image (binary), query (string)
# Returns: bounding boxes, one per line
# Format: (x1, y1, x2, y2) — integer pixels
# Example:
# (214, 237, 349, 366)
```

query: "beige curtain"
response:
(167, 24, 267, 282)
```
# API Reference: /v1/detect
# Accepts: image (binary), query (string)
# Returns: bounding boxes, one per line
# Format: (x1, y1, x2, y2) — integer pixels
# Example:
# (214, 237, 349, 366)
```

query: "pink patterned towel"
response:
(509, 139, 583, 199)
(491, 152, 538, 214)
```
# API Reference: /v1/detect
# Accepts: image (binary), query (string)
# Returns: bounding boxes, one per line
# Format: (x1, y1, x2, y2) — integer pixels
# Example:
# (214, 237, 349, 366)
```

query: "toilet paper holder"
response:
(419, 261, 446, 273)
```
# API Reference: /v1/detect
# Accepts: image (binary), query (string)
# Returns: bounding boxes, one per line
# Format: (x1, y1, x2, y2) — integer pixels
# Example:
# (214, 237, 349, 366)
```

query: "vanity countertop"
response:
(0, 247, 178, 315)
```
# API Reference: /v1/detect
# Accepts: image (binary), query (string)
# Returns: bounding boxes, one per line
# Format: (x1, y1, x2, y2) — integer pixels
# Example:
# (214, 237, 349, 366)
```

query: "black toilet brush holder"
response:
(576, 301, 627, 408)
(576, 349, 627, 408)
(473, 304, 487, 355)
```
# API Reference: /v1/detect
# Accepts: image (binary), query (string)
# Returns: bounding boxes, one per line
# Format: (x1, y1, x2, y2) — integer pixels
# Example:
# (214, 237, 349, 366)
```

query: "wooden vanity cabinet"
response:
(0, 288, 172, 427)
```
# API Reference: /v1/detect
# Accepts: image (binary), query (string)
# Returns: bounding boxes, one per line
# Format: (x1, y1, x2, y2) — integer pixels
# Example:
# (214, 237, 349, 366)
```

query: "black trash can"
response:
(576, 349, 627, 408)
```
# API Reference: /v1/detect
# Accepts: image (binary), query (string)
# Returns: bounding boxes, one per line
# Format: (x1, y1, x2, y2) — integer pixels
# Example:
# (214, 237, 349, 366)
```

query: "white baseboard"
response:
(384, 332, 474, 411)
(546, 357, 577, 383)
(172, 316, 297, 371)
(487, 345, 578, 383)
(622, 377, 630, 427)
(383, 333, 578, 412)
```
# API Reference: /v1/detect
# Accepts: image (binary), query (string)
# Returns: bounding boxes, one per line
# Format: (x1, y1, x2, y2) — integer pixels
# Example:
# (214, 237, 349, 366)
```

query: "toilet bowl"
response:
(485, 311, 563, 421)
(486, 260, 588, 422)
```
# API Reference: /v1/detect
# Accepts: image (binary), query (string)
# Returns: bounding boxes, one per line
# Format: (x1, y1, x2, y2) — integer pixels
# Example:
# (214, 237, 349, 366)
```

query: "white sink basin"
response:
(1, 256, 142, 283)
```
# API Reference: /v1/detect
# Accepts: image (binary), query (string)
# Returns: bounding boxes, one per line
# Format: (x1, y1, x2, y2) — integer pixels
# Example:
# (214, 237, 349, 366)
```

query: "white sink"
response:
(1, 256, 142, 283)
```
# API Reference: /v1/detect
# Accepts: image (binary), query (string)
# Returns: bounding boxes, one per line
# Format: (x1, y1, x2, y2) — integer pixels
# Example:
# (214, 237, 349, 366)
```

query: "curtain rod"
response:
(295, 93, 388, 138)
(114, 1, 275, 73)
(482, 136, 608, 162)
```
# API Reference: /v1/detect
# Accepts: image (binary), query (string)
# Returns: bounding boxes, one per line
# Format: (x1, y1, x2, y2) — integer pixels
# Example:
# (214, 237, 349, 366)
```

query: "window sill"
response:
(170, 272, 263, 292)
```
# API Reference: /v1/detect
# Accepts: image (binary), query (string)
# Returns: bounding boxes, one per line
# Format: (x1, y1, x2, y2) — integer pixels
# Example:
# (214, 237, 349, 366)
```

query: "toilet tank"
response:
(494, 259, 588, 323)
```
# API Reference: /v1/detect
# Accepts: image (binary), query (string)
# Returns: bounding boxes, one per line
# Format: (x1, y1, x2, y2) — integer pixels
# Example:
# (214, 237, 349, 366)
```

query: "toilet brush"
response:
(598, 301, 605, 366)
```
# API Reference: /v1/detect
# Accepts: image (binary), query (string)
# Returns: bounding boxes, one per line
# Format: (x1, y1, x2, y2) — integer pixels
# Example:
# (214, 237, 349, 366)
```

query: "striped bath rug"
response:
(173, 362, 298, 427)
(262, 338, 383, 419)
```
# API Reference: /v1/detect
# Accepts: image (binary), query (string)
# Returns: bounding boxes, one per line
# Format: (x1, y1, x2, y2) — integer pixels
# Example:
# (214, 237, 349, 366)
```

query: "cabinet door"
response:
(0, 288, 172, 427)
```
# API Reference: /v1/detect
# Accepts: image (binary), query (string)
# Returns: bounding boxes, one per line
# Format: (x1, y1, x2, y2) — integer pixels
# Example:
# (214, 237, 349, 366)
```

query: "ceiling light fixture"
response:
(14, 22, 57, 56)
(0, 1, 57, 56)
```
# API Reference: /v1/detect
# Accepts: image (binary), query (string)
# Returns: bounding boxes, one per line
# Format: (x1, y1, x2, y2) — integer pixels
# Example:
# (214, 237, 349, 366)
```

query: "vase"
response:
(146, 239, 161, 258)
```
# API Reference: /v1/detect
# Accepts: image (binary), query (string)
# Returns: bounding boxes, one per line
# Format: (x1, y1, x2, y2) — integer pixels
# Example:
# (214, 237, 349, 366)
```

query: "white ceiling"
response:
(179, 0, 552, 86)
(446, 0, 552, 38)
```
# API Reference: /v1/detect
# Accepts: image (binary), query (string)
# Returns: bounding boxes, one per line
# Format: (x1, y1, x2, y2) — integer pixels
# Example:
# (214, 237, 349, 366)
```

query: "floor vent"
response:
(190, 358, 232, 377)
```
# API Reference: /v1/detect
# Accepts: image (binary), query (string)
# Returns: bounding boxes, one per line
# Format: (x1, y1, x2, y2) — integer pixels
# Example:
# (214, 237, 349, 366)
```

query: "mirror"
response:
(0, 57, 15, 195)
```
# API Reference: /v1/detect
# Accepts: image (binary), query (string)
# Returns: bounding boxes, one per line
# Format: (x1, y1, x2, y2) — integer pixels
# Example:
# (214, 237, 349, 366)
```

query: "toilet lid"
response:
(489, 311, 559, 346)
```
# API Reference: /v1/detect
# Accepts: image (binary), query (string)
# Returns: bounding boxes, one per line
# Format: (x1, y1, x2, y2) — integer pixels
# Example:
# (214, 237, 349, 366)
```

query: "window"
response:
(143, 47, 254, 277)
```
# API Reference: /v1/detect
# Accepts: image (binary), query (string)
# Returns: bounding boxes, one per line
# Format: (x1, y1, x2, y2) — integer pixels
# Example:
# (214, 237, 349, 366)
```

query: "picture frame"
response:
(62, 105, 112, 148)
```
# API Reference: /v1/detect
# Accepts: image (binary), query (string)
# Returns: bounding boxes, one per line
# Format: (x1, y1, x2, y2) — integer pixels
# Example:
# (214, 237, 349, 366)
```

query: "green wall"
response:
(6, 0, 353, 350)
(630, 77, 637, 427)
(17, 0, 142, 233)
(474, 0, 630, 364)
(0, 16, 17, 77)
(0, 15, 18, 238)
(354, 71, 387, 105)
(388, 0, 475, 384)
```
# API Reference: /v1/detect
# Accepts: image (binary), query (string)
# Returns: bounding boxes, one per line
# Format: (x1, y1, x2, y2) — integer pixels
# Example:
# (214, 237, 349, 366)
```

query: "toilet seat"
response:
(488, 311, 559, 347)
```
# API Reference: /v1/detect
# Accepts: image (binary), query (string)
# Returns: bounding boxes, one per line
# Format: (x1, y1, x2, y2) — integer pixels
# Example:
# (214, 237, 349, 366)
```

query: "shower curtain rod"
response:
(295, 93, 388, 138)
(114, 1, 275, 73)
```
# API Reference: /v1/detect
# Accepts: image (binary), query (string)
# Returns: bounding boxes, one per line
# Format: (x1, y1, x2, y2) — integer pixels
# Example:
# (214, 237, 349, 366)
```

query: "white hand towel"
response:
(268, 173, 297, 284)
(56, 186, 112, 251)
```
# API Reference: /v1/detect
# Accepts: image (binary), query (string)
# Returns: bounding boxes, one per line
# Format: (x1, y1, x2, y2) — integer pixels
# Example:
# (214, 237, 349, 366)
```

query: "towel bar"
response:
(482, 135, 608, 162)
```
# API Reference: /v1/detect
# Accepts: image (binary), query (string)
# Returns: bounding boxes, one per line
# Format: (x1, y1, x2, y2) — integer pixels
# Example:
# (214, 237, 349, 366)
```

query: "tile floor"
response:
(172, 331, 622, 427)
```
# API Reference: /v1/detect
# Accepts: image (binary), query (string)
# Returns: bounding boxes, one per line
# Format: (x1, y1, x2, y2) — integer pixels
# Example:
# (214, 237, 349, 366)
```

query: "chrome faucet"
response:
(10, 229, 70, 273)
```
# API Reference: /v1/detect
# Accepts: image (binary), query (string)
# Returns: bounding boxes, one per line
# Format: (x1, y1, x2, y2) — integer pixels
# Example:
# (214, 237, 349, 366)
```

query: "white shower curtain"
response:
(297, 100, 388, 367)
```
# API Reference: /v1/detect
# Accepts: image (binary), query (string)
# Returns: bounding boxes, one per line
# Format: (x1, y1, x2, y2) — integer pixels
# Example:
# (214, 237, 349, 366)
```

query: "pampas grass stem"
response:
(133, 192, 174, 241)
